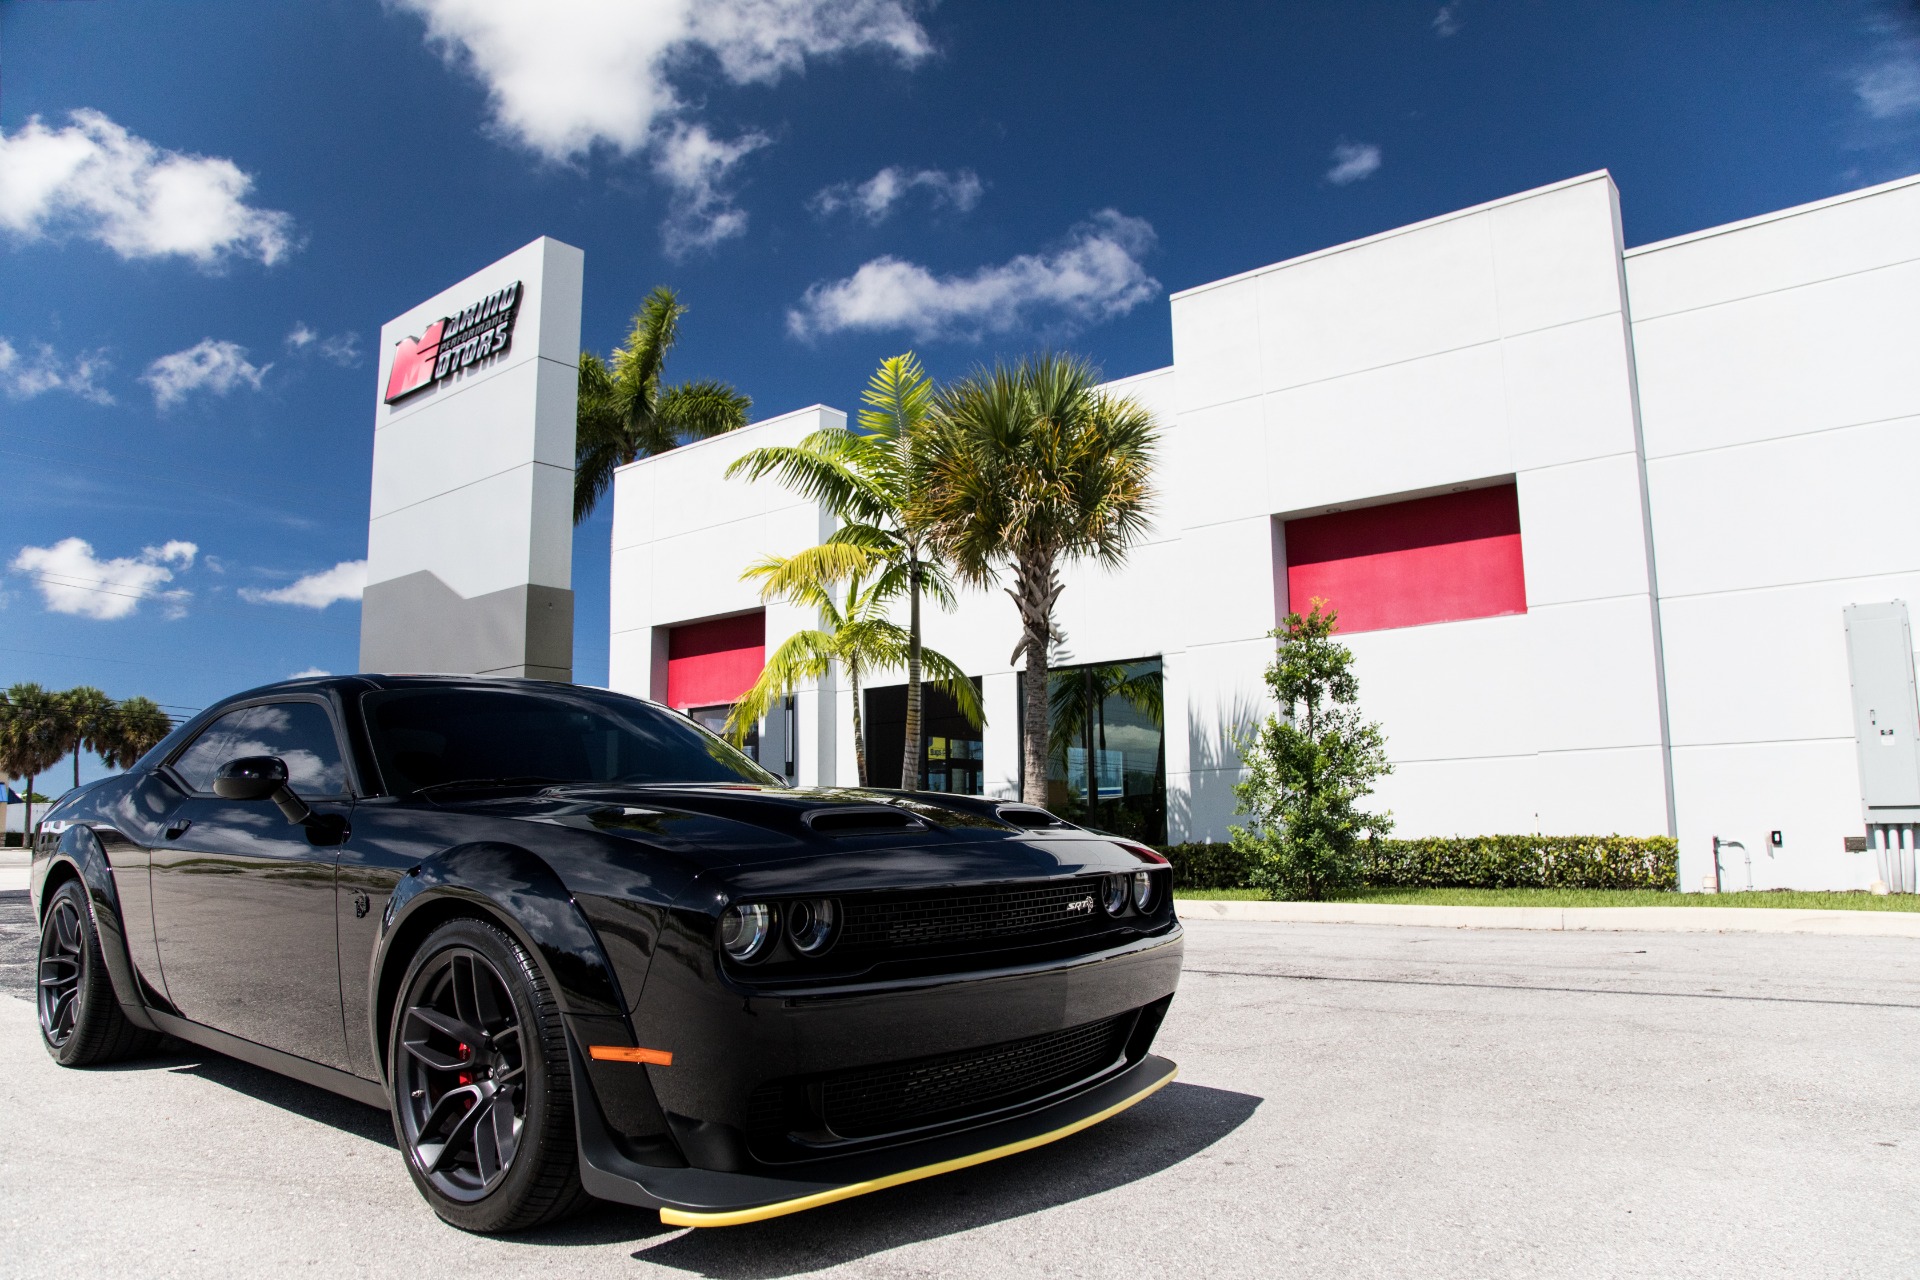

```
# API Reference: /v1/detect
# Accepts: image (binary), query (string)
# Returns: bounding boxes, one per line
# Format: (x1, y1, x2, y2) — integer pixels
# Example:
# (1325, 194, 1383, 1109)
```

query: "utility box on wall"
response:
(1843, 602, 1920, 824)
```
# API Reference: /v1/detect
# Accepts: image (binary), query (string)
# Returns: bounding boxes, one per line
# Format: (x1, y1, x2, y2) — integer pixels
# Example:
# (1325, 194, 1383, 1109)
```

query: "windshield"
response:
(361, 686, 780, 794)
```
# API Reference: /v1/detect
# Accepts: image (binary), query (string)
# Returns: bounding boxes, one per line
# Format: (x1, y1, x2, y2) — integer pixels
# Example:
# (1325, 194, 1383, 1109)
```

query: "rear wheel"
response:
(37, 879, 159, 1065)
(388, 918, 589, 1233)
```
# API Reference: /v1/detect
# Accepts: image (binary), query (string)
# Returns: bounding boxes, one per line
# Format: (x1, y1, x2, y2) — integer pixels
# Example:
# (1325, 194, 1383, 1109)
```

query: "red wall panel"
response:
(1284, 486, 1526, 634)
(665, 612, 765, 709)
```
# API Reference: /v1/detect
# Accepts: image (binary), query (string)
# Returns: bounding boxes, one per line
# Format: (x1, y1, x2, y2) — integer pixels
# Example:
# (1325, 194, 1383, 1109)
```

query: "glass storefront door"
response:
(1029, 657, 1166, 843)
(862, 679, 985, 793)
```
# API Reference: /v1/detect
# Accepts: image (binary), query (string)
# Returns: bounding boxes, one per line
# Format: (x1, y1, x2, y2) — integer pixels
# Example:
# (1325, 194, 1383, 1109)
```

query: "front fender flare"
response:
(370, 842, 629, 1079)
(45, 825, 162, 1032)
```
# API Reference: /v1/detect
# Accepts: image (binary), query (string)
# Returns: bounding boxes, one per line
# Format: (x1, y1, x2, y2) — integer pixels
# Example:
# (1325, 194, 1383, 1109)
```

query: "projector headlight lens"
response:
(720, 902, 775, 961)
(1101, 873, 1131, 916)
(1132, 870, 1159, 912)
(786, 897, 839, 956)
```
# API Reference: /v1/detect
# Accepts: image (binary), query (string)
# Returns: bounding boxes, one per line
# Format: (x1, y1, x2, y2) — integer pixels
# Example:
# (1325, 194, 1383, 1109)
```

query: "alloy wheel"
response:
(37, 895, 85, 1048)
(395, 947, 527, 1201)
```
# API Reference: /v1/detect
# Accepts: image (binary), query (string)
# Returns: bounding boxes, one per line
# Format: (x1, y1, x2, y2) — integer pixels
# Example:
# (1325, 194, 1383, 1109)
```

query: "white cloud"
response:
(811, 166, 983, 222)
(289, 667, 331, 679)
(652, 122, 770, 256)
(1432, 5, 1462, 37)
(0, 109, 296, 267)
(0, 337, 114, 405)
(1326, 140, 1382, 185)
(142, 339, 270, 409)
(316, 332, 361, 366)
(1856, 49, 1920, 118)
(286, 323, 362, 366)
(11, 537, 196, 621)
(393, 0, 931, 251)
(241, 559, 367, 609)
(788, 209, 1160, 343)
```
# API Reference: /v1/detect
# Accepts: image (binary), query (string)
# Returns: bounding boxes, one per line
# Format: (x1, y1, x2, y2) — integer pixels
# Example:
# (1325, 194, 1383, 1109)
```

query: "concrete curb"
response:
(1175, 898, 1920, 937)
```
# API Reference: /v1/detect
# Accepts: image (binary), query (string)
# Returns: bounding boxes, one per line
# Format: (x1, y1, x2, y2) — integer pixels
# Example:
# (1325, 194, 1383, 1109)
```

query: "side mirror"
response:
(214, 755, 287, 802)
(213, 756, 313, 826)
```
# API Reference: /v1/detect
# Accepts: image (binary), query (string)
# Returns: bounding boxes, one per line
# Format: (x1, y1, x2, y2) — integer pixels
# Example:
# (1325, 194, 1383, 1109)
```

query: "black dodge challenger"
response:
(30, 675, 1182, 1232)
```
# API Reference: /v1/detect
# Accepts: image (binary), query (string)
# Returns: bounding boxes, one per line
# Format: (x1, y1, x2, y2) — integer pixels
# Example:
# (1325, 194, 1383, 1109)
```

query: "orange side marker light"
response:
(589, 1045, 673, 1066)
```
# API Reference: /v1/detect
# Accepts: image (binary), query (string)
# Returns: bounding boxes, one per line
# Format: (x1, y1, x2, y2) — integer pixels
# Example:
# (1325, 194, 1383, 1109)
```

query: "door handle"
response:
(164, 820, 191, 840)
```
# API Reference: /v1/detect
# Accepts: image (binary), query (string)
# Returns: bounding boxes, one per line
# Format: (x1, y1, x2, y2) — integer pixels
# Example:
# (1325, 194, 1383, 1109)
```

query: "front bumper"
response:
(571, 1043, 1178, 1226)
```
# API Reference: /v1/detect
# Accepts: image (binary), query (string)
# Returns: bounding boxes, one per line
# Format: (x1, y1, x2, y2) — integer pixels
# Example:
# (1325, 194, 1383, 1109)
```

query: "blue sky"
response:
(4, 0, 1919, 787)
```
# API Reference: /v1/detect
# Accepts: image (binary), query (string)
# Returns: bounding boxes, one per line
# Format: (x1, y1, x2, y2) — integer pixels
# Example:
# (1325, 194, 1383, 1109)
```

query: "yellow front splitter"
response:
(658, 1064, 1179, 1228)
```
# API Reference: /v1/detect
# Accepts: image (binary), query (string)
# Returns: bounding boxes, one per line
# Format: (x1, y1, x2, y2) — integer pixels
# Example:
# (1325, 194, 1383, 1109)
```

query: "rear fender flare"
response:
(371, 842, 629, 1078)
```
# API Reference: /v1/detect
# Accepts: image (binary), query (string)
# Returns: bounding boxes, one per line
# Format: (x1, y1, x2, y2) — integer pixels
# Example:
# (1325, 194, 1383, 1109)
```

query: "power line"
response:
(0, 644, 160, 668)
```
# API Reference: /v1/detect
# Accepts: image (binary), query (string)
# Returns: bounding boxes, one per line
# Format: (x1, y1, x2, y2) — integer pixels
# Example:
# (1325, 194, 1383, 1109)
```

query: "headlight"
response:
(1132, 870, 1159, 912)
(1101, 873, 1130, 916)
(720, 902, 775, 961)
(786, 897, 839, 956)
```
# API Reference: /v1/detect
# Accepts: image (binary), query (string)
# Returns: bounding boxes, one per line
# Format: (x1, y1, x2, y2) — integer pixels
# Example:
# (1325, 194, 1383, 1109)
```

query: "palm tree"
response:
(1, 683, 69, 840)
(725, 560, 981, 788)
(574, 285, 752, 523)
(59, 686, 115, 789)
(1049, 663, 1164, 825)
(725, 353, 959, 787)
(103, 698, 174, 768)
(918, 353, 1159, 804)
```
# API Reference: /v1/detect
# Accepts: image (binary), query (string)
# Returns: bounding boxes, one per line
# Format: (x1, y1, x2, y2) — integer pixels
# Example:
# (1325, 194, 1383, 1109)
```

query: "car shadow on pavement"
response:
(603, 1081, 1262, 1276)
(85, 1044, 401, 1147)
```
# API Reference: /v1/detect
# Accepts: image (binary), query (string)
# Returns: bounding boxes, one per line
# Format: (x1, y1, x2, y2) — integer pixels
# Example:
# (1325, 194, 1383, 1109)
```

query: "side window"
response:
(170, 702, 349, 797)
(223, 702, 350, 796)
(169, 708, 258, 794)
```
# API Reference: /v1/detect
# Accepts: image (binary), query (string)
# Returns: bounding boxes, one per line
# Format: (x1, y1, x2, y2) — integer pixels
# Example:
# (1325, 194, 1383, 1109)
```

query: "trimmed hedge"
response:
(1161, 834, 1678, 893)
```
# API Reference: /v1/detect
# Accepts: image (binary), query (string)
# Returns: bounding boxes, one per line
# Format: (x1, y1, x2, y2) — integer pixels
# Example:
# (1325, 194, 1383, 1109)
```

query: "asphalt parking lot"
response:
(2, 890, 1917, 1279)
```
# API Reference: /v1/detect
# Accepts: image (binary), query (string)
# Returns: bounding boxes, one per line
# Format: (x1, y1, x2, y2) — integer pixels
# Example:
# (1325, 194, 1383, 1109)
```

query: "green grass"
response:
(1174, 886, 1920, 911)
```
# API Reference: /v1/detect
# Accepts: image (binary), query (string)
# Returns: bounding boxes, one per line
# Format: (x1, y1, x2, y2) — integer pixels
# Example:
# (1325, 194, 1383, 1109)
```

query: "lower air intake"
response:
(798, 1013, 1133, 1140)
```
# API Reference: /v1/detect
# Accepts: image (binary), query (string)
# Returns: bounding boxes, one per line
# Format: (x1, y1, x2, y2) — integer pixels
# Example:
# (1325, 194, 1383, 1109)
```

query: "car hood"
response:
(438, 783, 1143, 888)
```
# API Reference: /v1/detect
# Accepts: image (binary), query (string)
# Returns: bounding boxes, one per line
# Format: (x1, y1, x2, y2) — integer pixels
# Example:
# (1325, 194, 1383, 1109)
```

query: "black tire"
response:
(387, 917, 590, 1233)
(37, 879, 160, 1066)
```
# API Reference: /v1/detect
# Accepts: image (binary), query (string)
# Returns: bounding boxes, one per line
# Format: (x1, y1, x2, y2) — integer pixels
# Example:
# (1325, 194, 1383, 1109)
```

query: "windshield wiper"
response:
(410, 776, 572, 797)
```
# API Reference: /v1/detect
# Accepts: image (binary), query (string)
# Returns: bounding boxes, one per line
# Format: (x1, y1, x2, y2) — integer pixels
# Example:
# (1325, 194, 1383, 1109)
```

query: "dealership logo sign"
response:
(384, 280, 523, 404)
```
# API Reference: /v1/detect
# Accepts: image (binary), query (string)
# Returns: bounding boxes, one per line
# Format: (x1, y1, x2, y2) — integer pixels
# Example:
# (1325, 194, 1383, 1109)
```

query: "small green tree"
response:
(1230, 601, 1393, 901)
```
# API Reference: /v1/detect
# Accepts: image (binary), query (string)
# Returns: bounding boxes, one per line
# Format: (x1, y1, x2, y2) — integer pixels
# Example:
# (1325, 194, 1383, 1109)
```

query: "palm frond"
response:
(660, 379, 751, 444)
(740, 543, 884, 604)
(725, 629, 836, 743)
(919, 646, 987, 727)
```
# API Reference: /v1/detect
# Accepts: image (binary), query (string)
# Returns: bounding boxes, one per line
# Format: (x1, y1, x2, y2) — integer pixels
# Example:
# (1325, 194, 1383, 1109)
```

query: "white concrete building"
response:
(605, 170, 1920, 892)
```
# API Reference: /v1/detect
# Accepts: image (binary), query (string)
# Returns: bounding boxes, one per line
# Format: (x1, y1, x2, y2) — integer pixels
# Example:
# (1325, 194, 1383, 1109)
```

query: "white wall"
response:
(606, 169, 1920, 889)
(1628, 173, 1920, 890)
(1168, 171, 1672, 842)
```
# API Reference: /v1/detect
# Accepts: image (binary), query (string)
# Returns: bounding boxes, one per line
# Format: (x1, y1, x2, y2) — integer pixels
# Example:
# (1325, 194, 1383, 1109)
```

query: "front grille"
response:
(837, 879, 1105, 952)
(750, 1013, 1133, 1142)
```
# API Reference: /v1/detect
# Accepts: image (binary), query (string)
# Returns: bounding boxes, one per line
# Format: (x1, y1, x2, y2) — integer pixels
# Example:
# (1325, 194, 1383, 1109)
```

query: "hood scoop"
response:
(802, 805, 930, 836)
(994, 804, 1072, 830)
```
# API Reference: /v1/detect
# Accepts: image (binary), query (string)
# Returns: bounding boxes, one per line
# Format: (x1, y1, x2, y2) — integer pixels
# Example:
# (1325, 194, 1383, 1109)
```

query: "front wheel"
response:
(37, 878, 159, 1065)
(387, 918, 590, 1233)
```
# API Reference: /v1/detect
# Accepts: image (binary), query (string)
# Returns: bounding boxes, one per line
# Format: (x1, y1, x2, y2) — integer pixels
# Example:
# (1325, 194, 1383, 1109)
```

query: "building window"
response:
(1282, 484, 1526, 634)
(863, 680, 984, 794)
(666, 612, 765, 709)
(1025, 657, 1166, 844)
